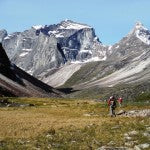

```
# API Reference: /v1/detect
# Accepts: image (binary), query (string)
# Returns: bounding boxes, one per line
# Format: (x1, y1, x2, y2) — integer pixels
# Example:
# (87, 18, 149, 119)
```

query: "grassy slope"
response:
(61, 61, 150, 100)
(0, 97, 149, 149)
(63, 61, 113, 87)
(68, 81, 150, 101)
(63, 59, 128, 88)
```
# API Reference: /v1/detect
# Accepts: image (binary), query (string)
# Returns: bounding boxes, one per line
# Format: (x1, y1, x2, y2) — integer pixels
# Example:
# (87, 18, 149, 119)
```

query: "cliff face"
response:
(0, 43, 62, 97)
(1, 20, 106, 78)
(64, 22, 150, 90)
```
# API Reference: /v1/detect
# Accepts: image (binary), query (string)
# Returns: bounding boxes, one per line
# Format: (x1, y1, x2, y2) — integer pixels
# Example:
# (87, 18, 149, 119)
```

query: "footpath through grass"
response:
(0, 97, 149, 149)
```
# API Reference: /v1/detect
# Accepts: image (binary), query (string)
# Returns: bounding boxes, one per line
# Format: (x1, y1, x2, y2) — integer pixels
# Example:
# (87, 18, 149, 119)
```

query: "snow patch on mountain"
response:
(19, 48, 32, 57)
(22, 48, 32, 51)
(59, 20, 92, 30)
(55, 33, 65, 38)
(115, 45, 119, 49)
(4, 36, 10, 40)
(48, 31, 64, 37)
(71, 56, 106, 64)
(19, 52, 29, 57)
(86, 56, 106, 62)
(108, 45, 112, 50)
(4, 34, 13, 40)
(48, 20, 92, 39)
(32, 25, 43, 30)
(79, 49, 92, 54)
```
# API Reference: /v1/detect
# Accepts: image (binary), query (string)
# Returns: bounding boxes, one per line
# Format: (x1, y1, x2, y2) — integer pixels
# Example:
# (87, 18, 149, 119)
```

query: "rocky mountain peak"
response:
(30, 20, 93, 39)
(32, 25, 44, 30)
(128, 22, 150, 45)
(59, 19, 92, 30)
(135, 21, 145, 29)
(1, 20, 105, 77)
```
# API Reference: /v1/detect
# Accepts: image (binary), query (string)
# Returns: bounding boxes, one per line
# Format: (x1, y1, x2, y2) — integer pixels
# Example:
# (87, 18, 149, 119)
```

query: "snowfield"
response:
(32, 25, 43, 30)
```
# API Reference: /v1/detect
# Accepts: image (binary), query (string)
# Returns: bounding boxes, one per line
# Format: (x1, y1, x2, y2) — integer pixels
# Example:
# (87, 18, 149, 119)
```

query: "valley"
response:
(0, 1, 150, 150)
(1, 21, 150, 100)
(0, 97, 149, 149)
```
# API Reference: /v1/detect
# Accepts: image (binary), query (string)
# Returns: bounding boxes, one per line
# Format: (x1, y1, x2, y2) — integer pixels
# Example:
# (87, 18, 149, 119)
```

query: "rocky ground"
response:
(97, 109, 150, 150)
(97, 127, 150, 150)
(117, 109, 150, 117)
(83, 109, 150, 150)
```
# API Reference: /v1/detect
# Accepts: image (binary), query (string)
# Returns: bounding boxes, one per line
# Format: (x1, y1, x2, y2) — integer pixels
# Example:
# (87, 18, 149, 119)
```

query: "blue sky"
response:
(0, 0, 150, 45)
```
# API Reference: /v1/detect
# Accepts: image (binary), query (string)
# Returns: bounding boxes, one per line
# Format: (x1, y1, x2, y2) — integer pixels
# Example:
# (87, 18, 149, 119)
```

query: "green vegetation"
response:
(66, 82, 150, 101)
(135, 92, 150, 101)
(0, 97, 149, 149)
(60, 60, 150, 101)
(63, 61, 115, 87)
(64, 61, 100, 87)
(63, 60, 127, 88)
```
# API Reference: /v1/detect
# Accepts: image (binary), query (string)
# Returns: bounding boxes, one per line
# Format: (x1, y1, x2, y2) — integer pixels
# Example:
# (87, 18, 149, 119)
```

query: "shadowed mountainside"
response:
(0, 43, 63, 97)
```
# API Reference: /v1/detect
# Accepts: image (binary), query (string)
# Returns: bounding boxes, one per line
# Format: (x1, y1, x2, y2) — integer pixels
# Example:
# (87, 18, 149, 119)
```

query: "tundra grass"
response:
(0, 97, 149, 149)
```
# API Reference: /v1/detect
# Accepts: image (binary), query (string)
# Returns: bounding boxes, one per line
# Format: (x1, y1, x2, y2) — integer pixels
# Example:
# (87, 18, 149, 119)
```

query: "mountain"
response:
(42, 22, 150, 89)
(0, 21, 150, 100)
(0, 29, 7, 43)
(0, 43, 62, 97)
(61, 22, 150, 99)
(1, 20, 107, 81)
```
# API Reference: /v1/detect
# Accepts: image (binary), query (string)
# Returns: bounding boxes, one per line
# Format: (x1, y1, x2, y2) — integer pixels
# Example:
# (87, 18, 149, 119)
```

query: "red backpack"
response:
(118, 98, 123, 103)
(108, 99, 111, 105)
(108, 99, 116, 107)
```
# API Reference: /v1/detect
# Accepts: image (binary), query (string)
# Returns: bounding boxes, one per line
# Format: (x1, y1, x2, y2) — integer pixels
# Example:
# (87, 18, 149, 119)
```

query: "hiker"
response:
(118, 97, 123, 107)
(108, 96, 117, 117)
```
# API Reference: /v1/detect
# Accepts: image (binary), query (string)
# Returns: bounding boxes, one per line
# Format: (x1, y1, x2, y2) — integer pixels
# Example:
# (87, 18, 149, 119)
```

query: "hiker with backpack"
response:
(108, 96, 117, 117)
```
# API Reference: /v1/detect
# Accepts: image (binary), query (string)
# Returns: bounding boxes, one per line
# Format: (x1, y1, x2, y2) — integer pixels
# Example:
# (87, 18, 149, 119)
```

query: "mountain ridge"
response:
(0, 43, 63, 97)
(0, 20, 150, 99)
(1, 20, 107, 77)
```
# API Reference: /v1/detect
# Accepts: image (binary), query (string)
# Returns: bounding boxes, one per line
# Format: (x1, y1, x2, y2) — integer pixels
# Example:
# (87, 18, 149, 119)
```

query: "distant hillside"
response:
(0, 43, 63, 97)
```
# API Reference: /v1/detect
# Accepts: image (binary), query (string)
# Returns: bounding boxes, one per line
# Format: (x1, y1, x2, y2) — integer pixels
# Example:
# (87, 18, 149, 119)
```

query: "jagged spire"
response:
(128, 21, 147, 36)
(135, 21, 144, 29)
(133, 21, 150, 45)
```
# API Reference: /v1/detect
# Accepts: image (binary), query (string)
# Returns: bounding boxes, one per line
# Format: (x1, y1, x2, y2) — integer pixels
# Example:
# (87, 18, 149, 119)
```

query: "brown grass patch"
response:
(0, 98, 149, 149)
